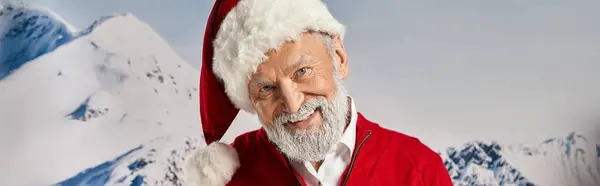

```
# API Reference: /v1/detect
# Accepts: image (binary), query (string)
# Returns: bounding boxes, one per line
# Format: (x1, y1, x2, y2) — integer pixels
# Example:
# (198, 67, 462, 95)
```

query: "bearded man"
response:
(184, 0, 453, 185)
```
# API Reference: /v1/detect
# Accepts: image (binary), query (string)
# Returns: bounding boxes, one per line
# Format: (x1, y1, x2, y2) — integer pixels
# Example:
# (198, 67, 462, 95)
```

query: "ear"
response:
(332, 35, 349, 79)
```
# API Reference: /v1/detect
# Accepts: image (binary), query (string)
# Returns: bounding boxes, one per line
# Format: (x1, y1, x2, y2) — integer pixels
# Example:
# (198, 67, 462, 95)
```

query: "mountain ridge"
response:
(0, 3, 74, 79)
(439, 131, 600, 186)
(0, 3, 142, 81)
(0, 5, 202, 186)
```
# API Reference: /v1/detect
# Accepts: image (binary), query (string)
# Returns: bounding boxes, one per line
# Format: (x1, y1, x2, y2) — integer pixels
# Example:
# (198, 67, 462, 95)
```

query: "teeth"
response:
(289, 109, 315, 123)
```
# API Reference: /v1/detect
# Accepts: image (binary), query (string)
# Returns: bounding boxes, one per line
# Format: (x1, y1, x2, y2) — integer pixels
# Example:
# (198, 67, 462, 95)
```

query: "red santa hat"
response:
(200, 0, 345, 144)
(186, 0, 345, 185)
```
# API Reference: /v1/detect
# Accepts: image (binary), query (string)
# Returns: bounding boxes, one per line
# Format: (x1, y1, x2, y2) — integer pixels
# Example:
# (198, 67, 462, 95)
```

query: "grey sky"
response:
(32, 0, 600, 148)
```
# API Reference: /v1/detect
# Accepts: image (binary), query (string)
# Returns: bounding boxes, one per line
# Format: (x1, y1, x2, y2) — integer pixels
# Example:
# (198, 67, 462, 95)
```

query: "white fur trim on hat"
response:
(184, 142, 240, 186)
(212, 0, 346, 113)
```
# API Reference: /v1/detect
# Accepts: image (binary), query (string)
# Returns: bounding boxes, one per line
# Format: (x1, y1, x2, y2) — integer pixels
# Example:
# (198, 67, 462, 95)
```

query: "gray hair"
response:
(316, 33, 336, 63)
(314, 32, 341, 74)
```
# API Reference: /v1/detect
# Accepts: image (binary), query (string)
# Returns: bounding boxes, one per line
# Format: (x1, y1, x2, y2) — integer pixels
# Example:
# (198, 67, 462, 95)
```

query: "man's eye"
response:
(260, 85, 274, 92)
(295, 67, 311, 76)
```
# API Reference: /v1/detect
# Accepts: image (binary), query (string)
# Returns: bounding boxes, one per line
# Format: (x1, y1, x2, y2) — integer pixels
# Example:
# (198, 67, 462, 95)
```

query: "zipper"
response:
(287, 131, 372, 186)
(341, 131, 372, 186)
(284, 155, 304, 186)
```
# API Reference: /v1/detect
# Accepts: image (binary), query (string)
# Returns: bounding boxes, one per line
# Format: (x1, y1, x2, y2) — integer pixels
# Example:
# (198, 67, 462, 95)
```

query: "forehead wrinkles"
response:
(286, 54, 312, 71)
(251, 54, 313, 84)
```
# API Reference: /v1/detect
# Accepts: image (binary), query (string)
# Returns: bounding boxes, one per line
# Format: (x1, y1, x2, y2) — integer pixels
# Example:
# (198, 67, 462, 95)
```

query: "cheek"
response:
(308, 73, 338, 99)
(255, 101, 278, 126)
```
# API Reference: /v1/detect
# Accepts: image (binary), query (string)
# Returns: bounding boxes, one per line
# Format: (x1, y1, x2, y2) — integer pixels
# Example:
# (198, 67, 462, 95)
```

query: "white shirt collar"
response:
(339, 96, 358, 157)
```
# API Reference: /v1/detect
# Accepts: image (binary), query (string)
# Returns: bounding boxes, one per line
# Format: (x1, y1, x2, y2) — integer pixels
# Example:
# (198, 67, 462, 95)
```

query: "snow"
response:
(501, 133, 600, 186)
(0, 6, 203, 186)
(1, 3, 599, 186)
(0, 3, 74, 80)
(439, 132, 600, 186)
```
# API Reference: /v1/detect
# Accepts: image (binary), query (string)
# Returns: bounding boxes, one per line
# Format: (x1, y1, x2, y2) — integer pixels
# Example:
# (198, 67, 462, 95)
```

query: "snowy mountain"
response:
(439, 141, 533, 186)
(0, 4, 204, 186)
(0, 3, 75, 80)
(54, 136, 203, 186)
(1, 4, 599, 186)
(439, 132, 600, 186)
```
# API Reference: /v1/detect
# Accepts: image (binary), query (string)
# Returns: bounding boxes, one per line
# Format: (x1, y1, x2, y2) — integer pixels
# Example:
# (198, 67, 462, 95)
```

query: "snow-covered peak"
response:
(439, 141, 535, 185)
(74, 12, 132, 37)
(439, 132, 600, 186)
(0, 2, 76, 30)
(0, 2, 147, 82)
(502, 132, 600, 186)
(0, 3, 75, 80)
(0, 7, 202, 186)
(82, 12, 187, 63)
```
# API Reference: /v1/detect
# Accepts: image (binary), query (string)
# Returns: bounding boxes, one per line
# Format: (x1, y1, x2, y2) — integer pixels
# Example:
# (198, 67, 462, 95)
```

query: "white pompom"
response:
(184, 142, 240, 186)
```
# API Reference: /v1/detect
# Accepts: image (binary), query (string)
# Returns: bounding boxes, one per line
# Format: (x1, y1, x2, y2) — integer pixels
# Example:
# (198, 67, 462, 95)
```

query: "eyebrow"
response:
(249, 55, 313, 87)
(249, 78, 273, 87)
(286, 55, 312, 72)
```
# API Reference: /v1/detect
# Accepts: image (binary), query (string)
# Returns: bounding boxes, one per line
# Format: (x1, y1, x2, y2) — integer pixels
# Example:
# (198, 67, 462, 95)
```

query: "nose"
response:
(278, 79, 303, 114)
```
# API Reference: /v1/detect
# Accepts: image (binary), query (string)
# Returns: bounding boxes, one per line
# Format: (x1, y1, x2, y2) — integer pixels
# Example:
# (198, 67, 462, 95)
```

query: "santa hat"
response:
(185, 0, 345, 185)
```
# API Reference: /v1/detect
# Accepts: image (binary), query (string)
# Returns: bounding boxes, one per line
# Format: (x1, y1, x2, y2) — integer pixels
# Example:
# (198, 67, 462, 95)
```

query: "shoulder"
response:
(366, 120, 452, 184)
(372, 125, 440, 158)
(230, 128, 280, 165)
(369, 122, 452, 184)
(359, 114, 439, 160)
(360, 115, 443, 169)
(381, 127, 442, 163)
(230, 129, 263, 153)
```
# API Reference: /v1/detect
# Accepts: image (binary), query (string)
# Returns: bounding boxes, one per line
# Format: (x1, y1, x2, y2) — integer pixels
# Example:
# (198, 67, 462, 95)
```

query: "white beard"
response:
(261, 77, 349, 162)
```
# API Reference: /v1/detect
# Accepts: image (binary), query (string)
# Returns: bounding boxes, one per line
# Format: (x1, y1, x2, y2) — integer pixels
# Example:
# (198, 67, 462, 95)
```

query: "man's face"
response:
(248, 32, 349, 162)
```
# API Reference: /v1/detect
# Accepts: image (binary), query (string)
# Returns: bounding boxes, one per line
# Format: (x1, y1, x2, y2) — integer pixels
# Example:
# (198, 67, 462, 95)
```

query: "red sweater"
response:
(226, 113, 453, 186)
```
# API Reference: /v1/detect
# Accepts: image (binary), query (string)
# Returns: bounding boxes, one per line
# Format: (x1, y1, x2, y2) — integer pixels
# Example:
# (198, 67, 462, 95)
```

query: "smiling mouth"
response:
(285, 107, 320, 126)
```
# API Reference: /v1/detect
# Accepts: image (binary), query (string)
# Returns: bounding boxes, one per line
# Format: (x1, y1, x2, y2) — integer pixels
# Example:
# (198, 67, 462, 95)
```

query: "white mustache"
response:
(274, 99, 327, 126)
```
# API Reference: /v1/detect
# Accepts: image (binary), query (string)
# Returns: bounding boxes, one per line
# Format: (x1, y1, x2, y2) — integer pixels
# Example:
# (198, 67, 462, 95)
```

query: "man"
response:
(185, 0, 453, 185)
